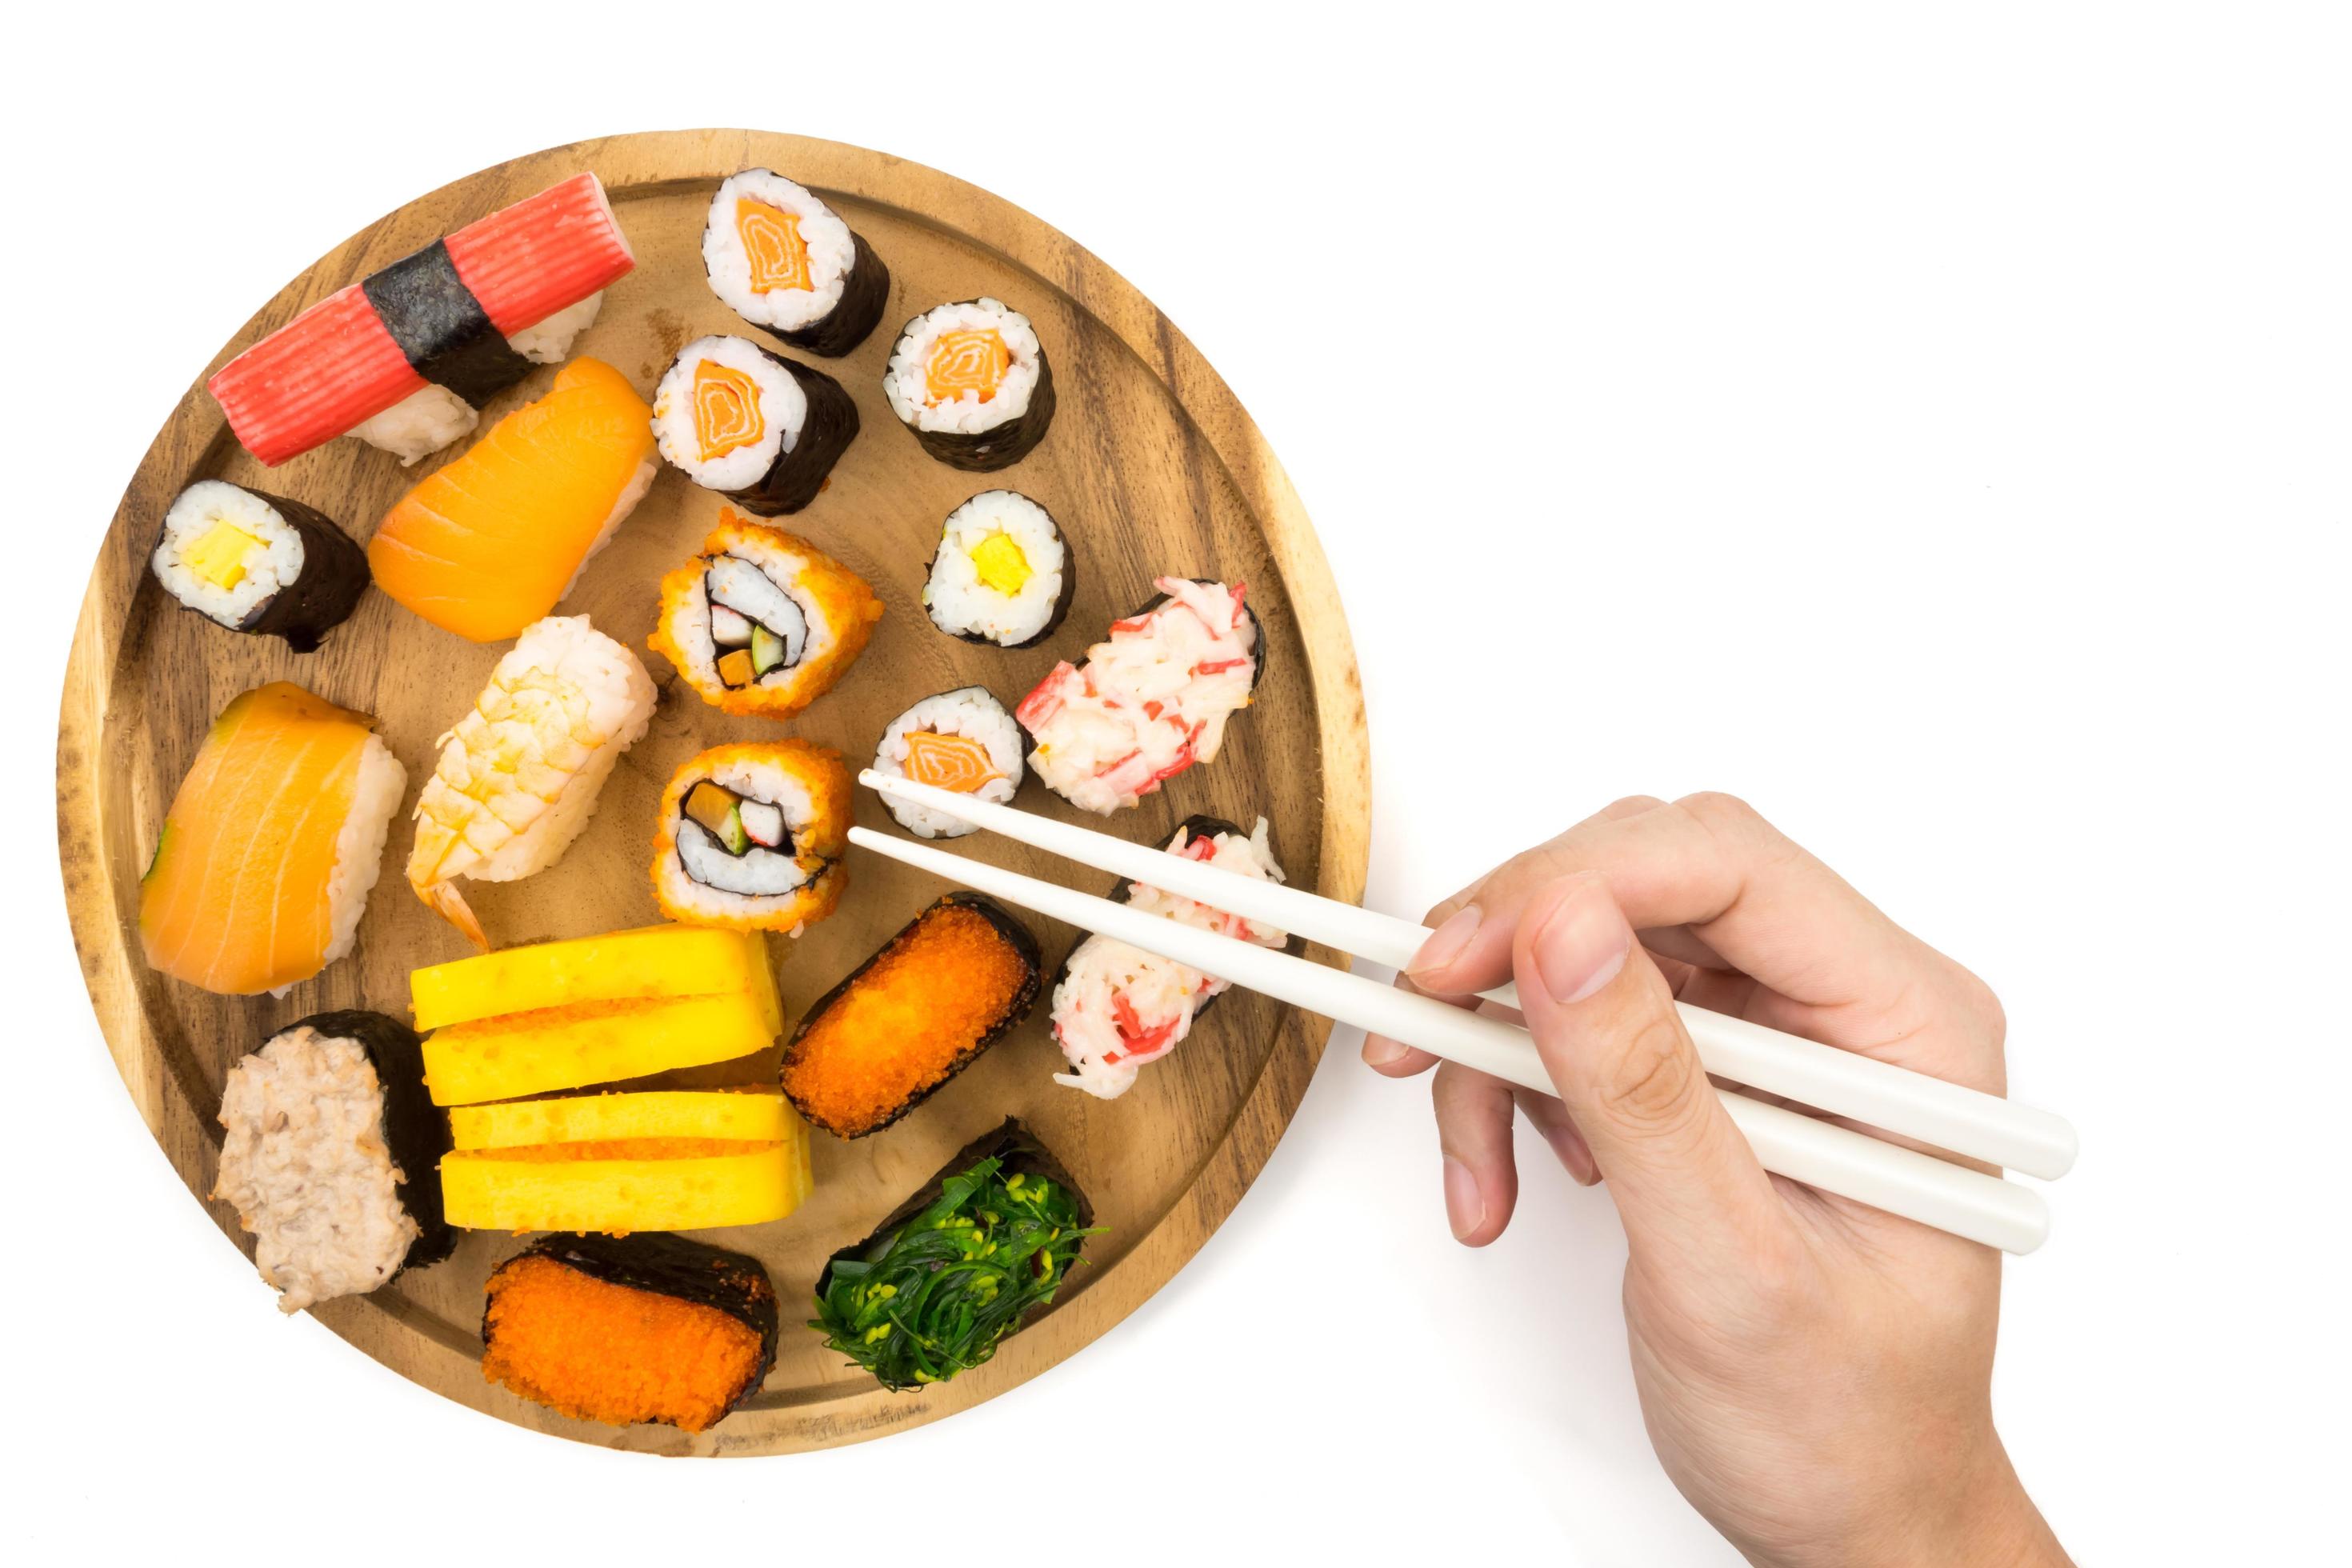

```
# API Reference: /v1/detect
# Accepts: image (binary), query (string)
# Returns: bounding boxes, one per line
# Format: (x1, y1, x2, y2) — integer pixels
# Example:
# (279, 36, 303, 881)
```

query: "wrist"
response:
(1734, 1434, 2069, 1568)
(1879, 1439, 2070, 1568)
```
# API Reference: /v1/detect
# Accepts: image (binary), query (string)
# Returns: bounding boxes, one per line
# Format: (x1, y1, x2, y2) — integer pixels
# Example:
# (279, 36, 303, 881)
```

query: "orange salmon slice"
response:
(693, 359, 767, 462)
(737, 198, 813, 294)
(925, 330, 1009, 404)
(138, 682, 373, 996)
(901, 730, 1002, 793)
(367, 357, 655, 643)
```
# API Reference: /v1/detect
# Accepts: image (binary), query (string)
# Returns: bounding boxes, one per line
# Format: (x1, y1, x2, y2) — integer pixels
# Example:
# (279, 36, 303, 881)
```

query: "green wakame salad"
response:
(814, 1154, 1099, 1390)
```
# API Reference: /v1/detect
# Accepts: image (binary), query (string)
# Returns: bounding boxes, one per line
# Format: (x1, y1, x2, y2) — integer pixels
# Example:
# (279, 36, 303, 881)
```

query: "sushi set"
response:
(57, 132, 1370, 1454)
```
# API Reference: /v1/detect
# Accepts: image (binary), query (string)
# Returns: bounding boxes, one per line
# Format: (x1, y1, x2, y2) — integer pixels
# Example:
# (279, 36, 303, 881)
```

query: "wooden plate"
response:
(54, 131, 1368, 1454)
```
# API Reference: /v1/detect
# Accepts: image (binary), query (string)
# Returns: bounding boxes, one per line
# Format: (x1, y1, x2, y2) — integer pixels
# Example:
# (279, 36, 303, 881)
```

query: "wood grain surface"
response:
(54, 130, 1369, 1455)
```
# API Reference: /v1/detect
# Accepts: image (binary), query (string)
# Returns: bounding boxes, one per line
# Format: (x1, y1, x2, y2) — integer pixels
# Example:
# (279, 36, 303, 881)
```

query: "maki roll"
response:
(407, 615, 655, 948)
(1050, 815, 1290, 1099)
(813, 1118, 1098, 1391)
(882, 298, 1056, 470)
(648, 509, 884, 719)
(651, 334, 858, 515)
(780, 894, 1042, 1138)
(150, 481, 368, 652)
(482, 1233, 778, 1434)
(1015, 578, 1262, 814)
(212, 1010, 454, 1313)
(922, 490, 1074, 648)
(872, 688, 1024, 839)
(652, 741, 852, 936)
(702, 169, 890, 358)
(140, 683, 406, 996)
(210, 172, 632, 466)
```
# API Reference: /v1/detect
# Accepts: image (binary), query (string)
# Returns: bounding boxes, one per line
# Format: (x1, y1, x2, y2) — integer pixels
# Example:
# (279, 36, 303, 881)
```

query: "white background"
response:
(6, 6, 2344, 1562)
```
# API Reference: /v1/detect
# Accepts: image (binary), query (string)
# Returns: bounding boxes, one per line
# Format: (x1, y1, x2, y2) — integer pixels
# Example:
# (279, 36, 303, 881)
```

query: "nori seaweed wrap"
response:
(780, 893, 1042, 1138)
(482, 1232, 780, 1433)
(702, 170, 893, 358)
(211, 1009, 454, 1313)
(652, 335, 861, 518)
(882, 298, 1057, 472)
(813, 1118, 1098, 1390)
(150, 481, 370, 653)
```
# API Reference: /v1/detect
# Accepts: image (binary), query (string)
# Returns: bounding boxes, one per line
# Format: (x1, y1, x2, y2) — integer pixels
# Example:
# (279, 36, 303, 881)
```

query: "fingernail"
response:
(1362, 1035, 1407, 1069)
(1538, 1119, 1599, 1186)
(1442, 1155, 1485, 1242)
(1532, 876, 1631, 1005)
(1409, 905, 1482, 978)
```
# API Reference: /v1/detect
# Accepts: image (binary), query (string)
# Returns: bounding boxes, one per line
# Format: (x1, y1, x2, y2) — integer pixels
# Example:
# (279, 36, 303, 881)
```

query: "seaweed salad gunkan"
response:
(813, 1119, 1099, 1390)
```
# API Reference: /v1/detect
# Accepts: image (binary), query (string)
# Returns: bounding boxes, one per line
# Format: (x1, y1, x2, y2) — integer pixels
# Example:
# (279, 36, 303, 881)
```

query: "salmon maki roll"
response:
(702, 169, 891, 358)
(650, 335, 858, 516)
(648, 510, 883, 719)
(870, 688, 1023, 839)
(408, 615, 655, 948)
(139, 683, 406, 996)
(882, 298, 1055, 470)
(652, 742, 851, 936)
(367, 358, 657, 643)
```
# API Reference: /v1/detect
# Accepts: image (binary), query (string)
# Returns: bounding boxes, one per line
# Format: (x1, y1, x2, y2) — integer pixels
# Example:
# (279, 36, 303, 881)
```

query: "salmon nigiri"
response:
(367, 358, 657, 642)
(408, 615, 655, 949)
(140, 682, 407, 996)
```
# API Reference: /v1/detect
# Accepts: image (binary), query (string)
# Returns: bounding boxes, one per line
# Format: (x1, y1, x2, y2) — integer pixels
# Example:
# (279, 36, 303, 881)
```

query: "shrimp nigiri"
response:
(406, 615, 654, 948)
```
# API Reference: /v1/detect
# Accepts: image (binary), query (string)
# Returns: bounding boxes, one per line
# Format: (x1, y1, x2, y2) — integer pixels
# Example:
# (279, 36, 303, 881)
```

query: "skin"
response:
(1363, 793, 2071, 1567)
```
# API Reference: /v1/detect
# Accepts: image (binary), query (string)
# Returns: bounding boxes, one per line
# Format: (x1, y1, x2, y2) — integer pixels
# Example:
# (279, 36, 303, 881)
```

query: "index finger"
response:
(1404, 794, 2001, 1084)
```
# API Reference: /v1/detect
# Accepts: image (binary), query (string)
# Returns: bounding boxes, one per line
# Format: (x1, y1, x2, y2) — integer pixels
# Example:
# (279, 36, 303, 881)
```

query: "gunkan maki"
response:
(813, 1118, 1099, 1391)
(1048, 814, 1292, 1099)
(212, 1010, 454, 1312)
(780, 894, 1042, 1138)
(482, 1233, 779, 1433)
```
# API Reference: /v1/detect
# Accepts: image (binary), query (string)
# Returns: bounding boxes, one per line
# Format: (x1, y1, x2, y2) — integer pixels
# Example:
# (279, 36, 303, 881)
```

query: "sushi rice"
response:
(652, 334, 807, 493)
(1051, 818, 1288, 1099)
(319, 734, 406, 991)
(649, 512, 883, 720)
(872, 688, 1025, 838)
(702, 171, 857, 334)
(884, 298, 1045, 437)
(152, 481, 306, 629)
(652, 742, 850, 935)
(342, 294, 606, 466)
(922, 490, 1070, 647)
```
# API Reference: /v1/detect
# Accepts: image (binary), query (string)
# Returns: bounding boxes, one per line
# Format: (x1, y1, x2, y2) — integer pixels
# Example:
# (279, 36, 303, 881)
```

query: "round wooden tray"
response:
(55, 131, 1368, 1454)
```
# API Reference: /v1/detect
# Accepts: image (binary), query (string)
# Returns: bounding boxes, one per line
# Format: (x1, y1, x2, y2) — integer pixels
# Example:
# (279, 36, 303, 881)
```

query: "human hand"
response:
(1363, 794, 2070, 1567)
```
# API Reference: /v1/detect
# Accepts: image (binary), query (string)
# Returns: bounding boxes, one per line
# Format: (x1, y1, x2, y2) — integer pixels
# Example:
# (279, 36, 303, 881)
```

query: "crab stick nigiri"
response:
(368, 358, 656, 643)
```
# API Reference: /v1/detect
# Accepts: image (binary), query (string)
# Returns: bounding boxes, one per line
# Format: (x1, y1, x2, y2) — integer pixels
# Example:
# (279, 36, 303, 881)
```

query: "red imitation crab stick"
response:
(1016, 578, 1259, 814)
(209, 173, 634, 466)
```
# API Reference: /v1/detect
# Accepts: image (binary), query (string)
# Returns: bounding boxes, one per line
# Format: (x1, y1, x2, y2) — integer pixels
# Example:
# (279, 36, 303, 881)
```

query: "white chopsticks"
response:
(850, 772, 2074, 1255)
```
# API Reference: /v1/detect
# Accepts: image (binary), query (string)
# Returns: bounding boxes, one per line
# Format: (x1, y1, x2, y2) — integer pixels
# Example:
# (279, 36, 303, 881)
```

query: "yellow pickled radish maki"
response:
(919, 490, 1073, 649)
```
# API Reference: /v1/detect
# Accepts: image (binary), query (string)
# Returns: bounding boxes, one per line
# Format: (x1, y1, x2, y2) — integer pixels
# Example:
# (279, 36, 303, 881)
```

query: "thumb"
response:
(1512, 872, 1784, 1268)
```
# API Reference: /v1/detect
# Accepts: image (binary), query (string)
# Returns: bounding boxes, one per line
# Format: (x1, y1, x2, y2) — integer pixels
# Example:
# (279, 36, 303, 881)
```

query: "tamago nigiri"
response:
(407, 615, 655, 948)
(368, 358, 656, 642)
